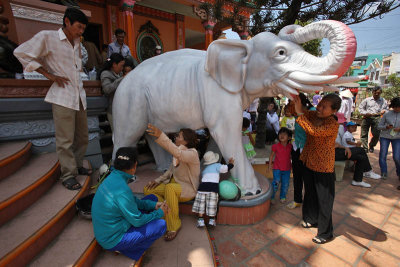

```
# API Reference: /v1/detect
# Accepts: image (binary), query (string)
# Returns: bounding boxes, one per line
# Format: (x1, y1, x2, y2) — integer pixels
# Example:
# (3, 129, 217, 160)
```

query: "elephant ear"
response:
(205, 39, 253, 93)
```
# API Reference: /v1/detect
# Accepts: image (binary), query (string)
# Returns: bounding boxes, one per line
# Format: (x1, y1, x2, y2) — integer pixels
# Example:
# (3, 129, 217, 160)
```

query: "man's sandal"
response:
(301, 220, 317, 228)
(312, 236, 333, 244)
(78, 167, 93, 176)
(62, 177, 82, 190)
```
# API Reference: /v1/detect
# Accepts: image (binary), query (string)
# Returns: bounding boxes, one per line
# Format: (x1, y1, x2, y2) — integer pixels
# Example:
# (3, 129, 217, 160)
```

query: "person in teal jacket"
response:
(92, 147, 168, 263)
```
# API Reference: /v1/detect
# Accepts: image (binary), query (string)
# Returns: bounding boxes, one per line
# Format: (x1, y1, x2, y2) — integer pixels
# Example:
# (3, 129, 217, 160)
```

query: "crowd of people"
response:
(12, 6, 400, 264)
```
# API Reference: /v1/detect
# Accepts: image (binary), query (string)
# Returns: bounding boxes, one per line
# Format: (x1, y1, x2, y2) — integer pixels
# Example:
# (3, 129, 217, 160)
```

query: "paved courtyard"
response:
(209, 138, 400, 267)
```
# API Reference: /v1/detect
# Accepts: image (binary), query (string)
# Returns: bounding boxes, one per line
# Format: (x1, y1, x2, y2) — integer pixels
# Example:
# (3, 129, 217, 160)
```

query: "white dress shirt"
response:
(14, 28, 86, 111)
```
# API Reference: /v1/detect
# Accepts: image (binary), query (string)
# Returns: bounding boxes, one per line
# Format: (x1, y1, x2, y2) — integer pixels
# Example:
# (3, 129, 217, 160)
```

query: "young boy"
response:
(342, 121, 362, 148)
(192, 152, 234, 227)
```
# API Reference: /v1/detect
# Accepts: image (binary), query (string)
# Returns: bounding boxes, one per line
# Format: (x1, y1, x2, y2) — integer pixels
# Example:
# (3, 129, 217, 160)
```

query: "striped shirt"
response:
(14, 29, 86, 111)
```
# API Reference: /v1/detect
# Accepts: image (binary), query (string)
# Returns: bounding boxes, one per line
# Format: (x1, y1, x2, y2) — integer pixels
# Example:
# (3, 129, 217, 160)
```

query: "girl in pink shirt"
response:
(268, 127, 293, 203)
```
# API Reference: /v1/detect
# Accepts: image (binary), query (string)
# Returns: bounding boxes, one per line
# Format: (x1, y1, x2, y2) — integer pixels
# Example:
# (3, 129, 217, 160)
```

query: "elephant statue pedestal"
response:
(132, 163, 272, 225)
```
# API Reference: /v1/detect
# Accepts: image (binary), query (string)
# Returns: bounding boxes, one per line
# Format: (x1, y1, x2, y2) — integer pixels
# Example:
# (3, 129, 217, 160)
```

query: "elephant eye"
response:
(272, 47, 287, 61)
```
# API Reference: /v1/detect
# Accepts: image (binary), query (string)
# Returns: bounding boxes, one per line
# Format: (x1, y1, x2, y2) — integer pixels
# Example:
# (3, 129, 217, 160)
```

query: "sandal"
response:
(301, 220, 317, 228)
(164, 228, 180, 241)
(312, 236, 333, 244)
(78, 167, 93, 176)
(62, 177, 82, 190)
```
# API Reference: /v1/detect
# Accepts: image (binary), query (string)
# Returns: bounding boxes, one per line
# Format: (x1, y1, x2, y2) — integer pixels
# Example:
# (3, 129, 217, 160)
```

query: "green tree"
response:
(205, 0, 400, 148)
(383, 74, 400, 100)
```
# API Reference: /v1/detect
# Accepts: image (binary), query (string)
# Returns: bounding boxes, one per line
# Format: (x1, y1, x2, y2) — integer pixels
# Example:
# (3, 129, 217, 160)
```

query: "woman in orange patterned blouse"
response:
(293, 93, 341, 244)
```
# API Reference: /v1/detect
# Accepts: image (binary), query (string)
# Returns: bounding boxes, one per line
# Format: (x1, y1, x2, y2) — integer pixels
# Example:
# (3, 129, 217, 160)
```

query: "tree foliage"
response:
(206, 0, 400, 36)
(205, 0, 400, 148)
(383, 74, 400, 100)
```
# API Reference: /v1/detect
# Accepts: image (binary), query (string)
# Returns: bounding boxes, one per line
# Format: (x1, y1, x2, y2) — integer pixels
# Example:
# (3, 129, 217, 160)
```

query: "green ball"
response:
(219, 180, 239, 200)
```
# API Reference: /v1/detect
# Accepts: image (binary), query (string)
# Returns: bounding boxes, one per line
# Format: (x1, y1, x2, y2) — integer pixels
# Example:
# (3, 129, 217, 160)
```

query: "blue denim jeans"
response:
(379, 137, 400, 176)
(271, 170, 291, 200)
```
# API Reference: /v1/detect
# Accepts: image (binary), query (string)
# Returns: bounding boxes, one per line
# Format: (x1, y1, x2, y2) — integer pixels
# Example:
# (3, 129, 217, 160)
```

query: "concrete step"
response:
(28, 216, 95, 267)
(0, 152, 59, 226)
(0, 161, 91, 267)
(0, 141, 32, 180)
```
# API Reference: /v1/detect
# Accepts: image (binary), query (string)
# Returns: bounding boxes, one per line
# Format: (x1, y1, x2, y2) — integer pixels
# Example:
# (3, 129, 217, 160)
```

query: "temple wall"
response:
(79, 2, 109, 44)
(133, 15, 176, 53)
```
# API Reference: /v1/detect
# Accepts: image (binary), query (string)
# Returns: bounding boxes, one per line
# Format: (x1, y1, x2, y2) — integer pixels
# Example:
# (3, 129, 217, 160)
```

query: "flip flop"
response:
(312, 236, 333, 244)
(78, 167, 93, 176)
(301, 220, 317, 228)
(62, 177, 82, 190)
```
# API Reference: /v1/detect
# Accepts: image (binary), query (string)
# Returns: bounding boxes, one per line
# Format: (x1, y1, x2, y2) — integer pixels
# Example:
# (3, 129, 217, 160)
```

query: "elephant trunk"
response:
(279, 20, 356, 78)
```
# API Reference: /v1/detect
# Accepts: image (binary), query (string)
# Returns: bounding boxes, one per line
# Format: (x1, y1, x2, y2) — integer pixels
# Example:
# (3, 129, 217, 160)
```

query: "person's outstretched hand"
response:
(146, 123, 162, 138)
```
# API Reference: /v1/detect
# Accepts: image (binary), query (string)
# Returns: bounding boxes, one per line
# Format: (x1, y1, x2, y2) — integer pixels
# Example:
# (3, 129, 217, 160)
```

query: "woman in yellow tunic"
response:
(144, 123, 200, 241)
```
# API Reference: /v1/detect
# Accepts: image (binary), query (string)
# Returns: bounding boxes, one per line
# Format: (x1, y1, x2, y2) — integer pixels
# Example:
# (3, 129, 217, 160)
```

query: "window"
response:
(375, 71, 379, 80)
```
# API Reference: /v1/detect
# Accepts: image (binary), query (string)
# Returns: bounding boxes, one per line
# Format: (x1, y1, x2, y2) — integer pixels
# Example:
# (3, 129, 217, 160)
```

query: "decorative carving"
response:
(138, 21, 160, 35)
(30, 132, 99, 147)
(133, 5, 174, 22)
(31, 137, 54, 147)
(0, 86, 102, 98)
(10, 4, 64, 25)
(0, 120, 55, 138)
(193, 6, 207, 20)
(120, 0, 136, 12)
(0, 117, 99, 139)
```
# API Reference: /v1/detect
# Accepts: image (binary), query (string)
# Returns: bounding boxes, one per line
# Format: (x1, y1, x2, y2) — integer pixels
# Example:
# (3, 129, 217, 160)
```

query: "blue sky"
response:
(224, 7, 400, 57)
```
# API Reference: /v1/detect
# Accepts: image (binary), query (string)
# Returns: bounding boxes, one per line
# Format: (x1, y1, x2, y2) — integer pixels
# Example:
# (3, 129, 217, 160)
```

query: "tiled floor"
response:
(208, 134, 400, 266)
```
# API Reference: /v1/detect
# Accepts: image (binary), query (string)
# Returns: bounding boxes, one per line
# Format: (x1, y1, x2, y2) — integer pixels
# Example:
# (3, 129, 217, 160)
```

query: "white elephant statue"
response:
(112, 20, 358, 195)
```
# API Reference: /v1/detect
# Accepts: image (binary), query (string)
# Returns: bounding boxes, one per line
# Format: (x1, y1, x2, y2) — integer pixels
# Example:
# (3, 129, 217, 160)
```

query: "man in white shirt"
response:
(359, 86, 388, 153)
(14, 8, 90, 190)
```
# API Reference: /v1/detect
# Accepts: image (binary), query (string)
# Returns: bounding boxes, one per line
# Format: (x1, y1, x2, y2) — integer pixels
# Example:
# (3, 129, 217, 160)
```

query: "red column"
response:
(202, 20, 216, 49)
(120, 0, 136, 58)
(175, 14, 185, 49)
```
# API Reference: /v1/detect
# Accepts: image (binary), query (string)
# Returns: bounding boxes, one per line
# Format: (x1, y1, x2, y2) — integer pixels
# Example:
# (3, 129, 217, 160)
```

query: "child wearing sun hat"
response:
(192, 151, 234, 227)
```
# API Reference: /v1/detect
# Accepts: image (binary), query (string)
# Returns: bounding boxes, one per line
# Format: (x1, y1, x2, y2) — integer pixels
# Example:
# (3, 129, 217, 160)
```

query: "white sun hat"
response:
(203, 151, 219, 165)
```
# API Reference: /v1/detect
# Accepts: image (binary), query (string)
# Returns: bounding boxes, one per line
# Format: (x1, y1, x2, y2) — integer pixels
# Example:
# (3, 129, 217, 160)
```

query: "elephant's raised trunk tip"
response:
(279, 20, 357, 78)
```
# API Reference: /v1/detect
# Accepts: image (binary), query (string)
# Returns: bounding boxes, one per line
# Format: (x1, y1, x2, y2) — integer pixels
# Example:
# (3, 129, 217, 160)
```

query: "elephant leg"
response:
(209, 123, 261, 195)
(145, 134, 172, 172)
(112, 109, 148, 160)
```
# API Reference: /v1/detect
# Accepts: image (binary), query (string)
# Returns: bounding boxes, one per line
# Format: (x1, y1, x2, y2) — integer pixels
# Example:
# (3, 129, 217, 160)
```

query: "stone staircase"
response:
(0, 141, 216, 267)
(0, 141, 105, 267)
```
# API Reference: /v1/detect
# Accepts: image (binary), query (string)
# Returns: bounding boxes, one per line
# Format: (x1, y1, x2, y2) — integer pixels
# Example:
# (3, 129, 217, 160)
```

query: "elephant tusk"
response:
(288, 71, 338, 84)
(322, 85, 340, 91)
(282, 78, 323, 92)
(330, 75, 367, 84)
(276, 82, 299, 95)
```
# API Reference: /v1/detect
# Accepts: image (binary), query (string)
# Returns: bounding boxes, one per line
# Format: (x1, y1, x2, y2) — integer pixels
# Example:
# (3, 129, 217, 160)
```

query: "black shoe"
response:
(368, 147, 374, 153)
